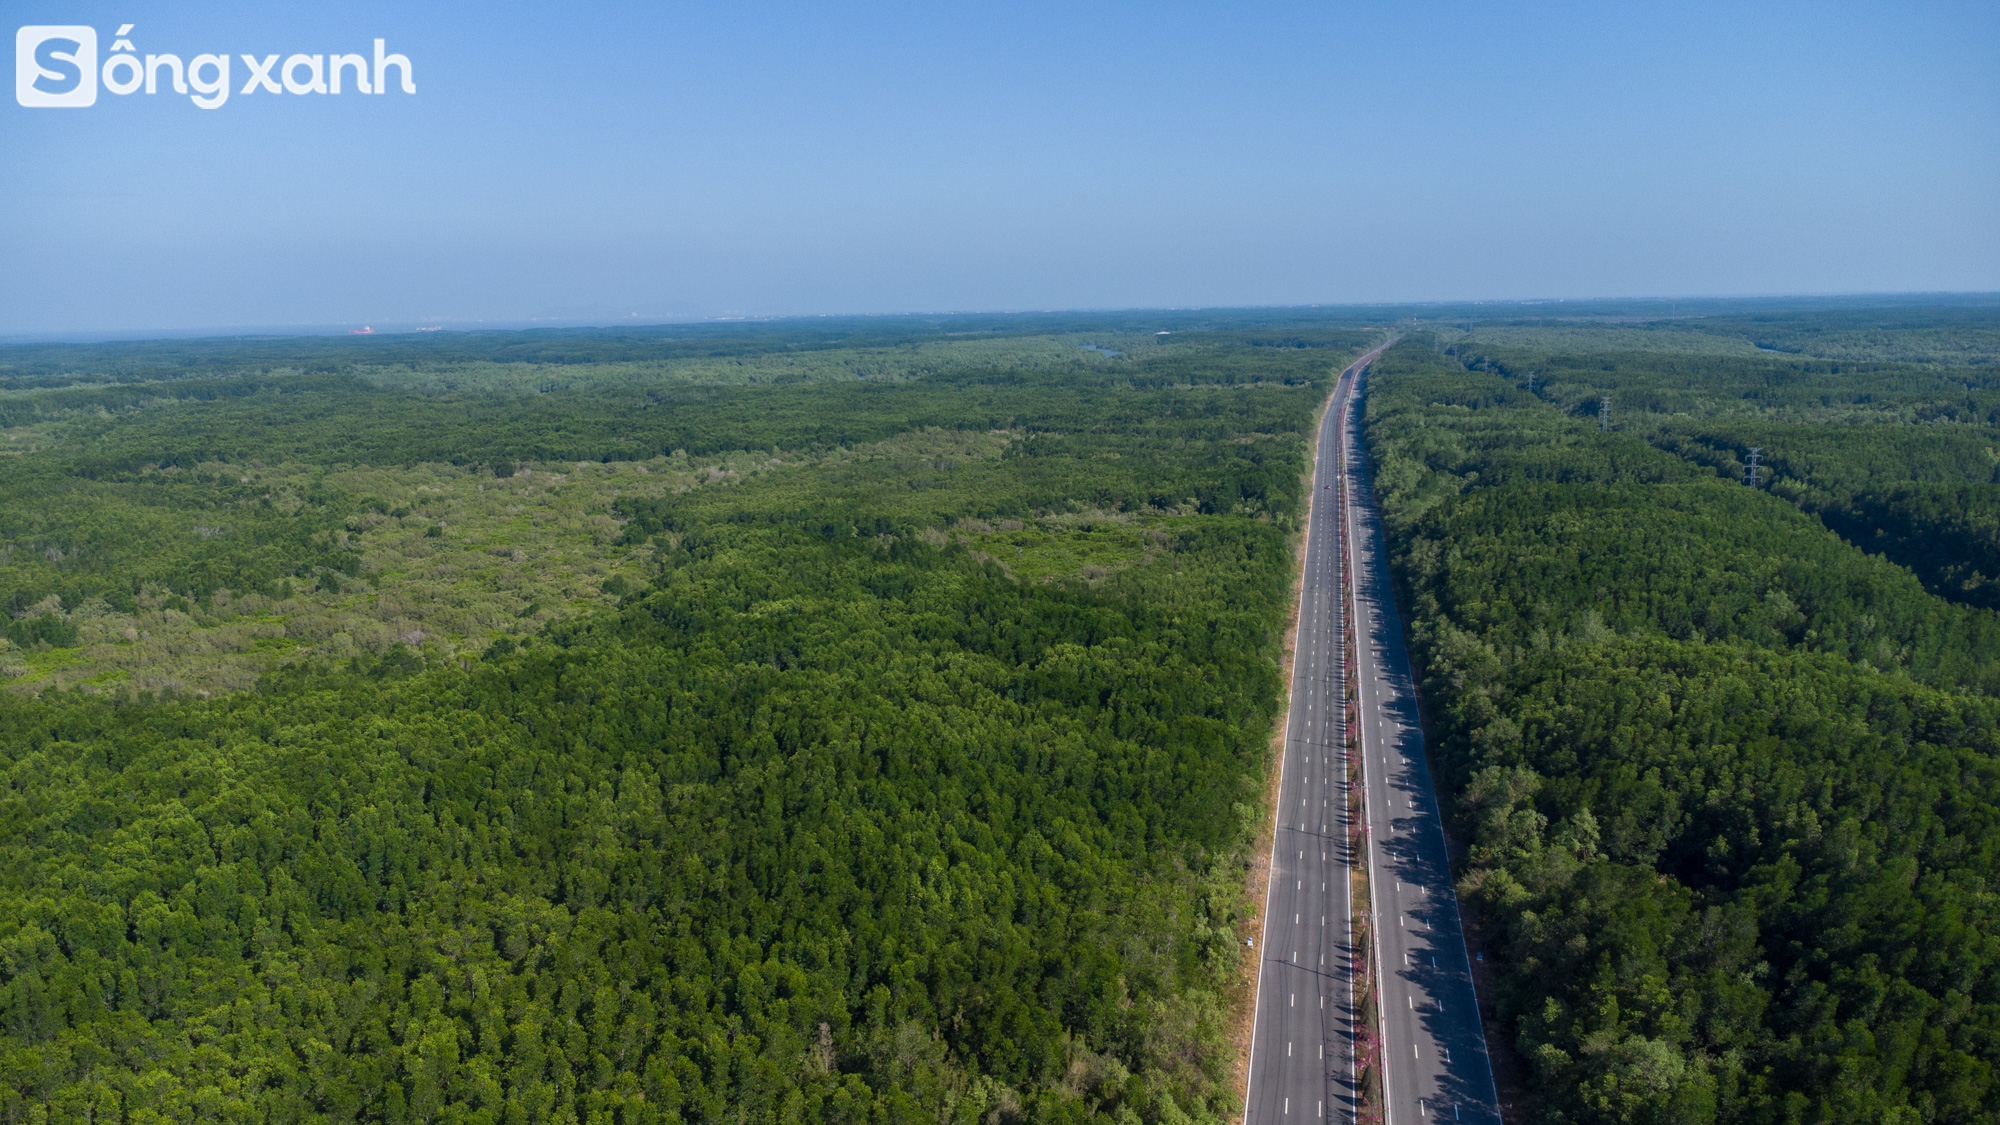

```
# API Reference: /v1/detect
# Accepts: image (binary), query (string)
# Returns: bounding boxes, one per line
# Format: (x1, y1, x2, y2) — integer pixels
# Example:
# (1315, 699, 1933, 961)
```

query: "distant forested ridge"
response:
(1366, 310, 2000, 1125)
(0, 319, 1378, 1123)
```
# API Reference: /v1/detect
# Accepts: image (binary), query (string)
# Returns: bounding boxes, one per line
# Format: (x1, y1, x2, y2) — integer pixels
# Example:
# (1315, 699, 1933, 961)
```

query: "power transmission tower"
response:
(1599, 396, 1611, 431)
(1745, 447, 1762, 487)
(1525, 370, 1536, 395)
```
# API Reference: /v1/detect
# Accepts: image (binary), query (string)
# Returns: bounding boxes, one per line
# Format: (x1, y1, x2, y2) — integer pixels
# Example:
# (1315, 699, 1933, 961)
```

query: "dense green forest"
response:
(1423, 311, 2000, 614)
(8, 301, 1999, 1125)
(0, 319, 1382, 1124)
(1365, 309, 2000, 1124)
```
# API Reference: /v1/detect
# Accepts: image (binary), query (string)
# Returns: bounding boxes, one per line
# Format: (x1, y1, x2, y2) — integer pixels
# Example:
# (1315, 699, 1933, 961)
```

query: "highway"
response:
(1244, 348, 1499, 1125)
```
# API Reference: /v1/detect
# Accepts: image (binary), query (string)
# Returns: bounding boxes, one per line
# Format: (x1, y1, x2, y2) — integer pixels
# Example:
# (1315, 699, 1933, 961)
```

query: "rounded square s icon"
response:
(17, 26, 98, 107)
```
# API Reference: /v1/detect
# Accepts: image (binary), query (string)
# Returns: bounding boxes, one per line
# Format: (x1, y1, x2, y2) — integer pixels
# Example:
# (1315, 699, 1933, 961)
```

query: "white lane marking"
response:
(1288, 1041, 1292, 1057)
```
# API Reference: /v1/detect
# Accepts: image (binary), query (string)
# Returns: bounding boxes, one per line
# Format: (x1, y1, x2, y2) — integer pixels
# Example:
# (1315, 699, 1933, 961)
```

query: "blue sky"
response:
(2, 0, 1995, 333)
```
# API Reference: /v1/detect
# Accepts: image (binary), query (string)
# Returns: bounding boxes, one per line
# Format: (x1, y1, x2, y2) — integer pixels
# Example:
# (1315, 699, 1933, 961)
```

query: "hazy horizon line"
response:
(5, 290, 1997, 348)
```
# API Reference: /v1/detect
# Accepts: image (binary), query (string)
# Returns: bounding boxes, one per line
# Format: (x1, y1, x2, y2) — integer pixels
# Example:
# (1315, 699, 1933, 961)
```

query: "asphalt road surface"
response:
(1242, 348, 1373, 1125)
(1244, 349, 1499, 1125)
(1343, 360, 1501, 1125)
